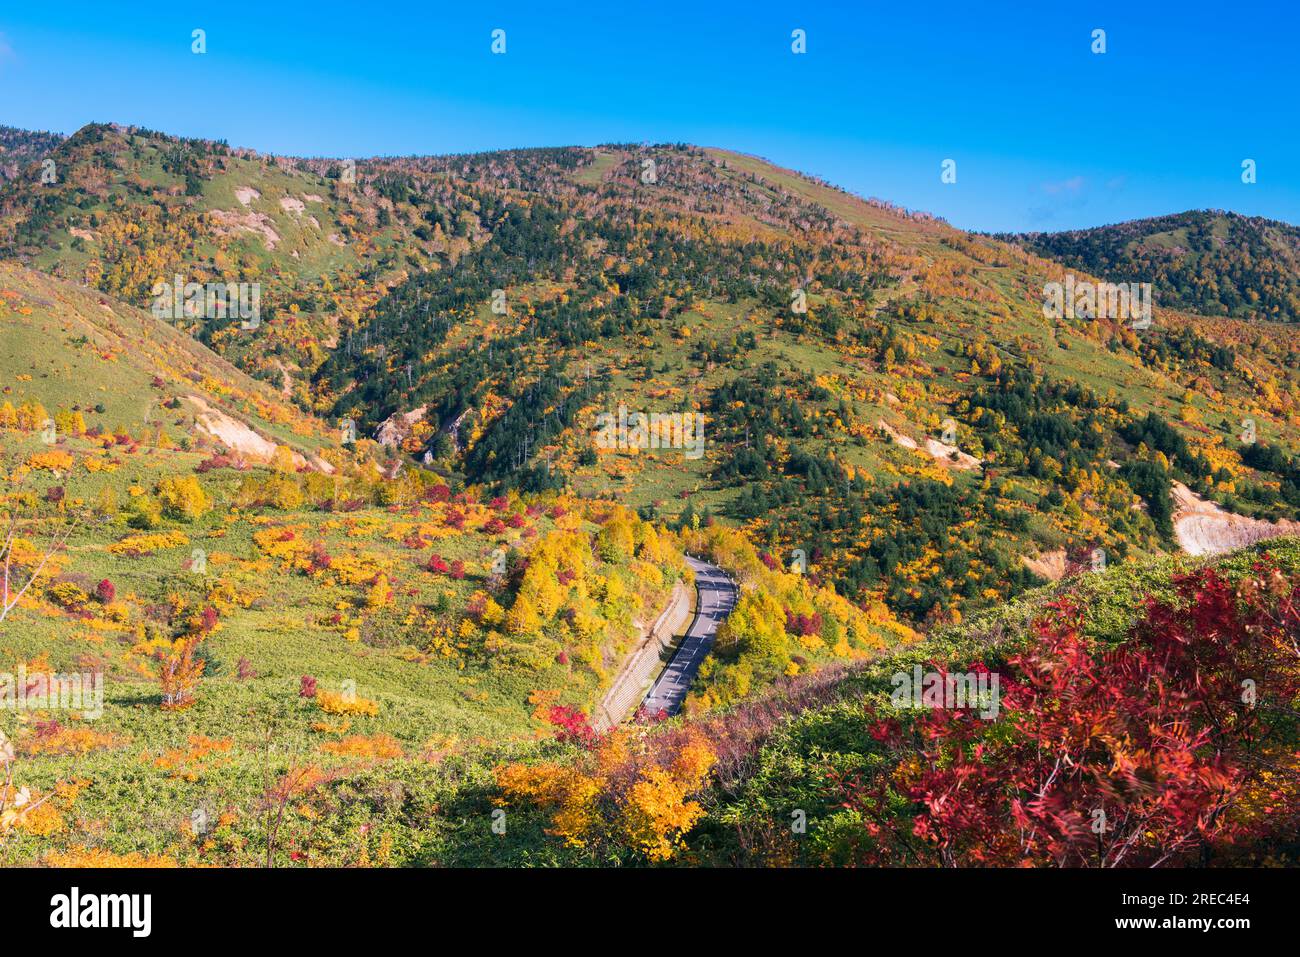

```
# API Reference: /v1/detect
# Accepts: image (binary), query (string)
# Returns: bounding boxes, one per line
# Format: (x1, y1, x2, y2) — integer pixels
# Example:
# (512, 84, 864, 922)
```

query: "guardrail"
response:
(591, 582, 693, 731)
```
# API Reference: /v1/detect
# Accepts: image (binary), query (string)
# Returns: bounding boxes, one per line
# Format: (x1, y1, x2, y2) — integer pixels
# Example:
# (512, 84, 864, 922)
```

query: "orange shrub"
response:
(495, 728, 716, 860)
(23, 724, 127, 756)
(45, 847, 178, 868)
(316, 689, 380, 717)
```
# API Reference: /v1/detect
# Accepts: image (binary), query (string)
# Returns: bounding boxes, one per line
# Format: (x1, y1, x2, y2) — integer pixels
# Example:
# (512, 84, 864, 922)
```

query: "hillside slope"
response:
(0, 260, 332, 467)
(315, 144, 1300, 626)
(0, 123, 438, 401)
(1003, 210, 1300, 323)
(457, 537, 1300, 867)
(0, 125, 65, 181)
(5, 125, 1300, 632)
(1, 124, 1298, 869)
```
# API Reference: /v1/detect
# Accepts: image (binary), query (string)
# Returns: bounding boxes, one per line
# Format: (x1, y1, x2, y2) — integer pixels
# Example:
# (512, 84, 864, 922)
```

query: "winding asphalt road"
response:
(641, 555, 738, 716)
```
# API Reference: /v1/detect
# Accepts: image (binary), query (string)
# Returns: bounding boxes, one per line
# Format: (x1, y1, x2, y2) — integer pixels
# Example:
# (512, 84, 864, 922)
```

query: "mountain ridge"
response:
(4, 121, 1300, 631)
(2, 120, 1299, 870)
(1000, 209, 1300, 323)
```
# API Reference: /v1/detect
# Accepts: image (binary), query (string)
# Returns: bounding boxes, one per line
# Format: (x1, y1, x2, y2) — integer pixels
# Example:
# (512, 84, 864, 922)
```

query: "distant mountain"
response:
(4, 125, 1300, 874)
(1001, 210, 1300, 323)
(0, 124, 65, 181)
(5, 124, 1300, 630)
(0, 122, 435, 399)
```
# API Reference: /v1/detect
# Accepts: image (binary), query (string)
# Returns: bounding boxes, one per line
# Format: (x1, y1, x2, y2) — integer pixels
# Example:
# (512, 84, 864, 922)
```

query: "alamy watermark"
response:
(890, 665, 1000, 720)
(594, 403, 705, 460)
(1042, 274, 1151, 329)
(0, 667, 103, 719)
(151, 275, 261, 329)
(50, 887, 151, 938)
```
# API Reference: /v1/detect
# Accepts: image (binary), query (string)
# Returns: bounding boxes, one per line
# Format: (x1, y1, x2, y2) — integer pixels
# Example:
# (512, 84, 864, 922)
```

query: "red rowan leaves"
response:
(842, 559, 1300, 867)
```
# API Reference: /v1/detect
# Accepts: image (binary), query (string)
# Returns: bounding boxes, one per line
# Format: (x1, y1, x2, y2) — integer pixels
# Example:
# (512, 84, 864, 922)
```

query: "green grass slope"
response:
(0, 259, 331, 461)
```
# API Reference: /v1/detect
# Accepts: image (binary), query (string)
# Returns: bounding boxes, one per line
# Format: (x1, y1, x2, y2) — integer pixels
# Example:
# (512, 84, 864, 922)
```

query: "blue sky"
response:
(2, 1, 1297, 232)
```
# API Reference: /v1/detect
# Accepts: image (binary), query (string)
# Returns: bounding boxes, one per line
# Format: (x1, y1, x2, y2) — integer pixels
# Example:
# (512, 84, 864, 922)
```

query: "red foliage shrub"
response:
(634, 706, 670, 725)
(466, 593, 487, 621)
(32, 718, 63, 741)
(839, 560, 1300, 867)
(547, 705, 599, 749)
(95, 578, 116, 604)
(784, 610, 823, 637)
(299, 675, 317, 698)
(309, 541, 333, 572)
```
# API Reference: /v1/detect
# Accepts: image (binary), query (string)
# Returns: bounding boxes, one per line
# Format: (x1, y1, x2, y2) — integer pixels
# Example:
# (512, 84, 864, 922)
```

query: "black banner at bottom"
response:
(0, 865, 1280, 943)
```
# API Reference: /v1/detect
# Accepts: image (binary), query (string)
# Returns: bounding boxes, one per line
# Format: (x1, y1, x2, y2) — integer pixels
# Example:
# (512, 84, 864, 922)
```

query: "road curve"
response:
(641, 555, 738, 717)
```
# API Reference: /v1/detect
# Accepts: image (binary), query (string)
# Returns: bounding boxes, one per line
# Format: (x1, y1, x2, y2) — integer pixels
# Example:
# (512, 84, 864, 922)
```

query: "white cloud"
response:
(1029, 176, 1091, 225)
(1041, 176, 1085, 196)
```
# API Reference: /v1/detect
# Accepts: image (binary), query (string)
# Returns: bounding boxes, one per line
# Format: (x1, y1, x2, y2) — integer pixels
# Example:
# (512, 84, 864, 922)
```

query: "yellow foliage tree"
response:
(505, 591, 541, 635)
(367, 574, 393, 608)
(156, 476, 211, 521)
